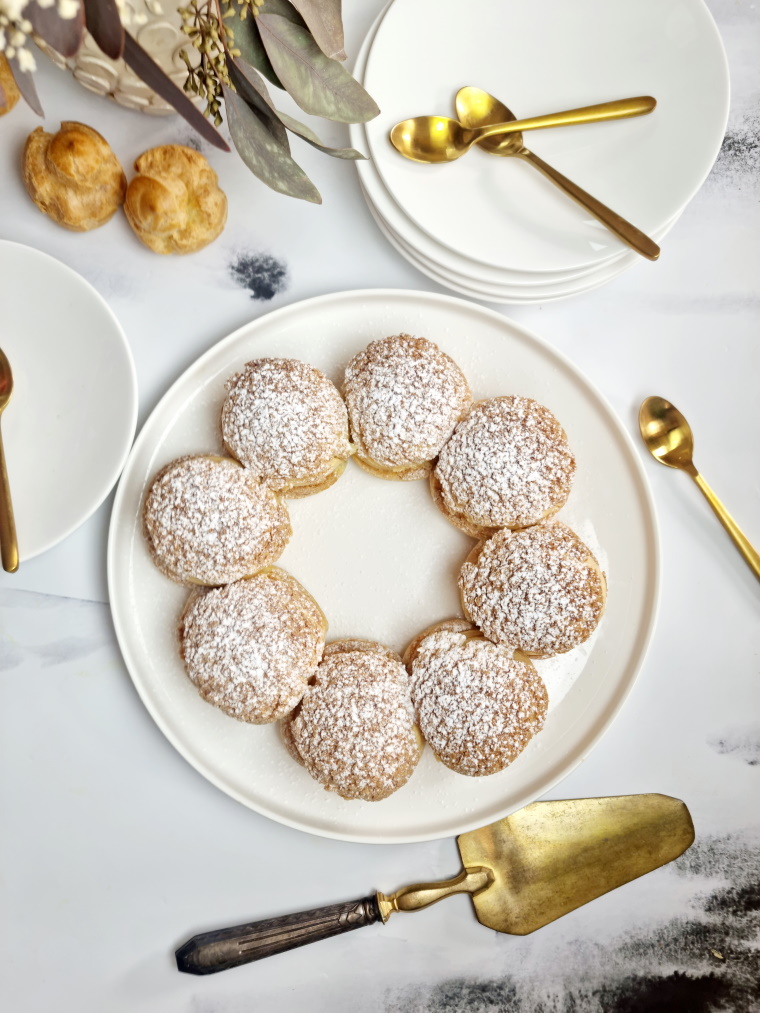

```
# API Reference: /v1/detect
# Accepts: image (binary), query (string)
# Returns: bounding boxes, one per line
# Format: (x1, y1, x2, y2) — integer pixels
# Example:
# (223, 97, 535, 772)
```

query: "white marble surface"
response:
(1, 1, 759, 1010)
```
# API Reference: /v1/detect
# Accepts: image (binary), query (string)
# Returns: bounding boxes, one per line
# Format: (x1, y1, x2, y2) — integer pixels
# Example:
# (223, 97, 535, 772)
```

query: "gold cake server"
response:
(176, 793, 694, 975)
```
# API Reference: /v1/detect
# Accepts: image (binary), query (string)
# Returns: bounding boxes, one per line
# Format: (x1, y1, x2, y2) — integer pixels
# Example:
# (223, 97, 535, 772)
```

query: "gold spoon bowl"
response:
(639, 396, 760, 581)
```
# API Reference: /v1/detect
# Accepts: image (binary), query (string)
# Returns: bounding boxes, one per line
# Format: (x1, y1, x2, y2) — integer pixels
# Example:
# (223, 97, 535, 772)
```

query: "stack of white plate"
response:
(349, 0, 729, 304)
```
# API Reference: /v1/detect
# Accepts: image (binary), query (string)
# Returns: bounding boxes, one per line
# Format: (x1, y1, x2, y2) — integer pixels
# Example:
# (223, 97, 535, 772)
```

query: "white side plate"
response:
(0, 241, 137, 561)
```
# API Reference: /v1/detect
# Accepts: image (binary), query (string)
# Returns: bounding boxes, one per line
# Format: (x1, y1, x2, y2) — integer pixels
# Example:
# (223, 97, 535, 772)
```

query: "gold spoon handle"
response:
(475, 96, 656, 140)
(516, 149, 660, 261)
(0, 421, 18, 573)
(691, 471, 760, 580)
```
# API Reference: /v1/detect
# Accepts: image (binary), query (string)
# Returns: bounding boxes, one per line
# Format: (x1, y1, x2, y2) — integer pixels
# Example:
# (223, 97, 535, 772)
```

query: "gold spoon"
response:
(0, 348, 17, 573)
(639, 396, 760, 581)
(390, 95, 655, 164)
(455, 87, 660, 261)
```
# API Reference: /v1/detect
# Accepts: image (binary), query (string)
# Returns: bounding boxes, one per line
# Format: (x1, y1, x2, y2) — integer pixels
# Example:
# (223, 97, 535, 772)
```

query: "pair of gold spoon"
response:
(391, 89, 659, 261)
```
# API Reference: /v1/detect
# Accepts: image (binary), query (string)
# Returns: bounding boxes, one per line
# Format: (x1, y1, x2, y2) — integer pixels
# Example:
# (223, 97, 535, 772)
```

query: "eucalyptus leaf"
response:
(289, 0, 345, 61)
(227, 58, 289, 150)
(8, 55, 43, 116)
(257, 10, 379, 123)
(84, 0, 124, 60)
(221, 1, 283, 89)
(25, 0, 85, 58)
(277, 110, 365, 159)
(229, 57, 364, 159)
(223, 84, 321, 203)
(123, 32, 229, 151)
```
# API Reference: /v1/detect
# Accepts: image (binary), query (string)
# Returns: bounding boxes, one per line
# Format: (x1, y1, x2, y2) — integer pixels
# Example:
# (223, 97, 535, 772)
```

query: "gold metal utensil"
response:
(390, 95, 655, 164)
(639, 396, 760, 580)
(176, 793, 693, 975)
(454, 87, 660, 261)
(0, 348, 18, 573)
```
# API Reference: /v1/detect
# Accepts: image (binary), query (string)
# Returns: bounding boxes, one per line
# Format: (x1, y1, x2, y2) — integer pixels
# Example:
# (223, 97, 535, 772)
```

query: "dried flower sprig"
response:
(179, 0, 238, 125)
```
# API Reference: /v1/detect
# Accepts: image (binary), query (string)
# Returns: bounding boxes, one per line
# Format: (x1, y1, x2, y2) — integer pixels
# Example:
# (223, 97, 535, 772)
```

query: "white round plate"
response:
(0, 241, 137, 561)
(108, 290, 659, 844)
(367, 191, 682, 304)
(363, 0, 729, 274)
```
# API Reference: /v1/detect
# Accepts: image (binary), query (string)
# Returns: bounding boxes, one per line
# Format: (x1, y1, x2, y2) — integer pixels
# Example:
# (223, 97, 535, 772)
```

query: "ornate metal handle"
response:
(175, 896, 381, 975)
(376, 867, 492, 921)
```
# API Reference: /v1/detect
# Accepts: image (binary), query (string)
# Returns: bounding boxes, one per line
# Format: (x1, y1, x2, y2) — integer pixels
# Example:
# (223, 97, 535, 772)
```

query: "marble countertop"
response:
(1, 1, 759, 1009)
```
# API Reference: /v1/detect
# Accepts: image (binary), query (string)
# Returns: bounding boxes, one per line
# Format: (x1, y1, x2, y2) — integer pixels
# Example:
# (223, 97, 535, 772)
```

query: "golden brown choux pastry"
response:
(142, 454, 291, 586)
(432, 395, 576, 537)
(23, 121, 127, 231)
(179, 568, 327, 724)
(0, 56, 20, 116)
(124, 144, 227, 254)
(406, 621, 548, 777)
(282, 640, 423, 801)
(458, 521, 606, 657)
(344, 335, 472, 481)
(222, 358, 352, 498)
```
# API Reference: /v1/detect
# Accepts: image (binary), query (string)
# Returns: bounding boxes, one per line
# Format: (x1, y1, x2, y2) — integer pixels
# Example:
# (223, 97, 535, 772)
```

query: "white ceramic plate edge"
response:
(367, 193, 682, 303)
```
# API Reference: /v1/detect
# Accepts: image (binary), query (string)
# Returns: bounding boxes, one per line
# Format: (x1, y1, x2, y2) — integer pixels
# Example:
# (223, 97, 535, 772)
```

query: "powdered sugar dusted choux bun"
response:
(143, 454, 291, 585)
(282, 639, 423, 801)
(407, 623, 548, 776)
(343, 335, 471, 481)
(179, 568, 327, 723)
(222, 358, 352, 497)
(459, 521, 606, 657)
(432, 396, 576, 536)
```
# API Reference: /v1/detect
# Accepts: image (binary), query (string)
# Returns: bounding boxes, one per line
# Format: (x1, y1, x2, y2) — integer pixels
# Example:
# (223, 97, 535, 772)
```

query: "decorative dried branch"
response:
(122, 31, 229, 150)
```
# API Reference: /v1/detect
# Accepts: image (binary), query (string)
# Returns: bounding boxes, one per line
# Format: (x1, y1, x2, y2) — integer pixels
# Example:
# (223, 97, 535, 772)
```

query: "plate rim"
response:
(107, 288, 661, 844)
(364, 188, 682, 303)
(0, 239, 138, 561)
